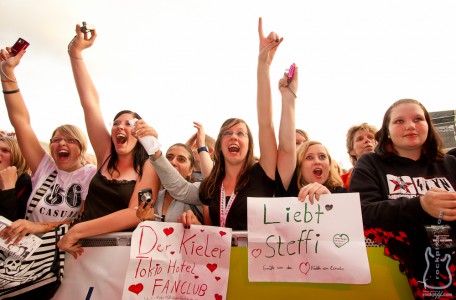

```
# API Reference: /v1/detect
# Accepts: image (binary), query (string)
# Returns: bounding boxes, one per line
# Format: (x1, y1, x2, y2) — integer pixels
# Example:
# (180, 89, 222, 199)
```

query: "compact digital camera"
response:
(138, 188, 153, 206)
(286, 63, 296, 83)
(11, 38, 29, 56)
(81, 21, 95, 33)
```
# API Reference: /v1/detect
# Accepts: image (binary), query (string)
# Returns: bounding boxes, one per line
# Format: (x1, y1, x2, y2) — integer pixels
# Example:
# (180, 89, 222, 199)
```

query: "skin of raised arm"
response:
(0, 49, 45, 173)
(257, 17, 281, 179)
(68, 25, 111, 166)
(277, 68, 299, 190)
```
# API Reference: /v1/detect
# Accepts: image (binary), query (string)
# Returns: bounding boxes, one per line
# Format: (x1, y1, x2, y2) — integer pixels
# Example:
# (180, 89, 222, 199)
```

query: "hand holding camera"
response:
(68, 22, 97, 59)
(279, 63, 298, 99)
(286, 63, 296, 83)
(10, 38, 29, 57)
(138, 188, 153, 206)
(136, 188, 163, 221)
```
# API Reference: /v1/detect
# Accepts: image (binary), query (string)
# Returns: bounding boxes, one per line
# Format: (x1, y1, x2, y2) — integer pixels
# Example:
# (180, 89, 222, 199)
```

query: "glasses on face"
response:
(50, 137, 79, 144)
(221, 131, 248, 138)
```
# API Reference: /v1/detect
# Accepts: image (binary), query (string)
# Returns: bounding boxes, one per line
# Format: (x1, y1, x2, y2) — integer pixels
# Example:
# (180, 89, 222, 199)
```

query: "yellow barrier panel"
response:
(227, 247, 414, 300)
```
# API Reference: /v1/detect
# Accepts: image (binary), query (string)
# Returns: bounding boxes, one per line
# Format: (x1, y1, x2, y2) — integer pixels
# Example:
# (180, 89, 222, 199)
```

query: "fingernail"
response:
(275, 39, 279, 43)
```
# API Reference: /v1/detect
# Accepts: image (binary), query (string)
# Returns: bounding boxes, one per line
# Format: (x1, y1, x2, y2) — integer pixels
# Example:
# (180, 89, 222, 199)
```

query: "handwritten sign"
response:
(122, 222, 232, 300)
(247, 194, 371, 284)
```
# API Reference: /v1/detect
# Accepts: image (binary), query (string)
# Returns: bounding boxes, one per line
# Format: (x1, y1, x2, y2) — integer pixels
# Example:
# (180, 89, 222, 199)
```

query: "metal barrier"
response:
(53, 232, 413, 300)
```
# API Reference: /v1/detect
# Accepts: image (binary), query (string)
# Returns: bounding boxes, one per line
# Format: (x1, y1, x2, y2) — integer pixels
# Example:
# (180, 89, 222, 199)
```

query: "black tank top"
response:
(83, 157, 136, 221)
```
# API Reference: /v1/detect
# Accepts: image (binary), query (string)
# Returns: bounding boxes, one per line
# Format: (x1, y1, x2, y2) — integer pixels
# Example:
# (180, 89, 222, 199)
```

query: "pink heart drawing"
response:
(170, 251, 175, 255)
(194, 275, 199, 279)
(201, 229, 205, 232)
(128, 283, 143, 295)
(163, 227, 174, 236)
(251, 248, 262, 258)
(215, 276, 221, 281)
(207, 263, 218, 272)
(219, 231, 226, 237)
(299, 262, 311, 275)
(215, 294, 223, 300)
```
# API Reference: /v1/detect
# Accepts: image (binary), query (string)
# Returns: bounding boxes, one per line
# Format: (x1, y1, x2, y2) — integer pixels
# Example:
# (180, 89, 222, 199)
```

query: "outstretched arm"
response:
(68, 24, 111, 166)
(0, 48, 45, 173)
(257, 17, 281, 179)
(277, 66, 299, 190)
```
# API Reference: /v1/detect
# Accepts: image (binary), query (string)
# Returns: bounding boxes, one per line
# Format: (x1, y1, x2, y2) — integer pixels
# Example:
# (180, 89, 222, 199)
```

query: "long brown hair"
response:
(108, 110, 148, 178)
(375, 99, 445, 161)
(199, 118, 255, 199)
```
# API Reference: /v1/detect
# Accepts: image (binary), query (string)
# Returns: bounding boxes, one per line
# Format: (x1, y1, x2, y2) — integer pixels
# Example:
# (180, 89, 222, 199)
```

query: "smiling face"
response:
(166, 145, 194, 180)
(388, 103, 428, 159)
(111, 113, 138, 156)
(49, 130, 83, 172)
(0, 141, 12, 171)
(300, 144, 330, 185)
(350, 129, 377, 160)
(220, 121, 250, 166)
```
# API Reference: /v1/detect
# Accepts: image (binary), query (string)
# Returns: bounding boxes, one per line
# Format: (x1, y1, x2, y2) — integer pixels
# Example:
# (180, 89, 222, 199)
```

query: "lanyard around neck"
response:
(219, 183, 237, 228)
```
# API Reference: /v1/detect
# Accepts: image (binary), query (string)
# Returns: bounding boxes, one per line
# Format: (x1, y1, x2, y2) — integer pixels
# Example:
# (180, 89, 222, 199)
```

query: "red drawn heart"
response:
(200, 229, 205, 232)
(299, 262, 311, 275)
(215, 294, 223, 300)
(194, 275, 199, 279)
(128, 283, 143, 295)
(163, 227, 174, 236)
(170, 251, 175, 255)
(251, 248, 262, 258)
(219, 231, 226, 237)
(206, 263, 217, 272)
(215, 276, 221, 281)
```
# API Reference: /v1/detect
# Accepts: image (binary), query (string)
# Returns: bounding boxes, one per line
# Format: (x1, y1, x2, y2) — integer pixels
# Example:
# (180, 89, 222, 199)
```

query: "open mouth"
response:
(313, 168, 322, 177)
(228, 144, 240, 153)
(58, 150, 70, 159)
(116, 133, 127, 144)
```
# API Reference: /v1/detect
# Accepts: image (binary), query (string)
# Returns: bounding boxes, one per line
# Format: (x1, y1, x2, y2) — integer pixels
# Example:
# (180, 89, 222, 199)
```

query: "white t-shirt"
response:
(27, 153, 97, 223)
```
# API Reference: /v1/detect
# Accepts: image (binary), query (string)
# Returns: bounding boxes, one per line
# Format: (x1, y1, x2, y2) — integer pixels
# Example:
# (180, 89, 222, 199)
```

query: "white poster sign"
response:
(122, 222, 232, 300)
(248, 194, 371, 284)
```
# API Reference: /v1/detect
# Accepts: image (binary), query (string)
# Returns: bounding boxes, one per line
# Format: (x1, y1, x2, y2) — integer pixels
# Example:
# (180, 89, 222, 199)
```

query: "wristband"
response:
(197, 146, 209, 154)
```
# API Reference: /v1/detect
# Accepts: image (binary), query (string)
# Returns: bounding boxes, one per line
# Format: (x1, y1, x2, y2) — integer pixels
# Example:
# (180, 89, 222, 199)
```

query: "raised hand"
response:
(258, 17, 283, 66)
(279, 64, 298, 99)
(68, 23, 97, 59)
(193, 121, 206, 148)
